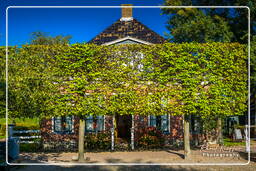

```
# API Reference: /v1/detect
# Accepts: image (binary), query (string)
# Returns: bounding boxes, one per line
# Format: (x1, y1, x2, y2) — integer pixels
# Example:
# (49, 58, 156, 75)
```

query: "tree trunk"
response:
(217, 117, 223, 145)
(184, 115, 191, 159)
(254, 99, 256, 137)
(78, 118, 85, 162)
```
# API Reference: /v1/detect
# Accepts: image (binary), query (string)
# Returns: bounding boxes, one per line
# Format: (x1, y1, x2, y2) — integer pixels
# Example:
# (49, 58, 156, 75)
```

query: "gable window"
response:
(53, 116, 74, 133)
(148, 114, 170, 133)
(85, 115, 104, 133)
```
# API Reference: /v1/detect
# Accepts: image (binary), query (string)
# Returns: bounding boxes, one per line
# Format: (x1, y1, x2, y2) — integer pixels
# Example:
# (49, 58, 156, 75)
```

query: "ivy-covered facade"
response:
(39, 5, 247, 151)
(41, 5, 186, 150)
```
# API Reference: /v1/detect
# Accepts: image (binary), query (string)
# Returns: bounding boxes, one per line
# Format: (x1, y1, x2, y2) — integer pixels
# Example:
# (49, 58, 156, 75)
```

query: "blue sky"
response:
(0, 0, 168, 46)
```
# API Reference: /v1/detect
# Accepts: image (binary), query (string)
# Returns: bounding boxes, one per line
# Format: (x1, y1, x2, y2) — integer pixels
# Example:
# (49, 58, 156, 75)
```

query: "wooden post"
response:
(217, 117, 223, 145)
(111, 128, 115, 151)
(245, 125, 250, 153)
(111, 116, 115, 150)
(78, 118, 85, 162)
(184, 115, 191, 159)
(131, 115, 135, 150)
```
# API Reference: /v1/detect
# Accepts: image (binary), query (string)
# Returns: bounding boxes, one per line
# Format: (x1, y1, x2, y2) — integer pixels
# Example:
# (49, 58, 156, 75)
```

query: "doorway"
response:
(116, 115, 132, 141)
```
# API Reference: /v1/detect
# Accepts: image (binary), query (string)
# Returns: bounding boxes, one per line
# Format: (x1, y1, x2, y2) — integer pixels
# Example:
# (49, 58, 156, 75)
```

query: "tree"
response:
(251, 36, 256, 135)
(162, 0, 254, 151)
(30, 31, 72, 45)
(163, 8, 233, 43)
(162, 0, 256, 43)
(1, 45, 67, 124)
(148, 43, 247, 158)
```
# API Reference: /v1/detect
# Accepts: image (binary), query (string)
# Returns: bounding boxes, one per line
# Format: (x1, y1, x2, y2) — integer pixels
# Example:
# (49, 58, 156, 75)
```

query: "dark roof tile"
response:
(89, 19, 166, 45)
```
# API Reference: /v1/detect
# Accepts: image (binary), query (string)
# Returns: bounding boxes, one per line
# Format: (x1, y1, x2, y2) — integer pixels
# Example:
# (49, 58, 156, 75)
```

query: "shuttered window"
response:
(54, 116, 62, 132)
(149, 115, 169, 133)
(149, 115, 157, 127)
(160, 115, 169, 133)
(86, 115, 94, 132)
(85, 115, 104, 133)
(53, 116, 74, 133)
(97, 115, 104, 131)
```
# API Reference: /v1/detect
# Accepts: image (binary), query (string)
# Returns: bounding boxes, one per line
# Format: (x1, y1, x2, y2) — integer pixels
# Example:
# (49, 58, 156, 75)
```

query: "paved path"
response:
(11, 149, 249, 164)
(5, 145, 256, 170)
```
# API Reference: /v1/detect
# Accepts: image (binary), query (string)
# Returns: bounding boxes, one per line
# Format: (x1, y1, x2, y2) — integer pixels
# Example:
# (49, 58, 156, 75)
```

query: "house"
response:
(41, 4, 189, 150)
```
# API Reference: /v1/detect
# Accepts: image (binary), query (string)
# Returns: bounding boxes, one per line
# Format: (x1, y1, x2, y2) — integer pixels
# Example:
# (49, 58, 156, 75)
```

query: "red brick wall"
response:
(169, 116, 183, 140)
(40, 116, 79, 143)
(41, 115, 185, 148)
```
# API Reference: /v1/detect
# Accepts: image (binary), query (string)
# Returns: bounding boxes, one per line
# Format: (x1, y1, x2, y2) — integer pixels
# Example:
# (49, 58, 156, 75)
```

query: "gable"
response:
(89, 19, 165, 45)
(103, 36, 152, 45)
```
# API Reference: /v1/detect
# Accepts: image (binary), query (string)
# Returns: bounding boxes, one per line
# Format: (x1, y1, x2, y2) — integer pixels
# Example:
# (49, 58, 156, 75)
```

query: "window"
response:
(53, 116, 74, 133)
(149, 115, 169, 133)
(190, 115, 201, 134)
(85, 115, 104, 133)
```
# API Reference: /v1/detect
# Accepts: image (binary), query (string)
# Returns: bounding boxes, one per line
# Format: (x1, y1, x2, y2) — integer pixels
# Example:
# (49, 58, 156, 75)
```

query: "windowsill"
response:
(85, 130, 103, 133)
(53, 131, 74, 135)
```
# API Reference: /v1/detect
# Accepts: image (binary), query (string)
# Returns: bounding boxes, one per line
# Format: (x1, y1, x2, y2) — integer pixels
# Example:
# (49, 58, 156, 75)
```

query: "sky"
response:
(0, 0, 169, 46)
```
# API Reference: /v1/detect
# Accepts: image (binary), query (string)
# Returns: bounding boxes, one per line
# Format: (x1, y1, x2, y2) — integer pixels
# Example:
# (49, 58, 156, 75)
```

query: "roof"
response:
(88, 19, 166, 45)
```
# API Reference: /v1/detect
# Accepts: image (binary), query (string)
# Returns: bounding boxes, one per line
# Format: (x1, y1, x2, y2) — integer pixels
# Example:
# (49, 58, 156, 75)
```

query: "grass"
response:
(0, 117, 39, 126)
(0, 117, 40, 137)
(223, 138, 245, 147)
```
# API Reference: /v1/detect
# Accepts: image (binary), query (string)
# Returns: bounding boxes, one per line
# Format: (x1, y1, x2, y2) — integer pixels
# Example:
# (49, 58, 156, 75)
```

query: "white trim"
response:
(13, 130, 40, 134)
(71, 115, 74, 133)
(103, 36, 152, 45)
(103, 115, 105, 131)
(51, 117, 54, 133)
(168, 114, 171, 133)
(120, 17, 133, 21)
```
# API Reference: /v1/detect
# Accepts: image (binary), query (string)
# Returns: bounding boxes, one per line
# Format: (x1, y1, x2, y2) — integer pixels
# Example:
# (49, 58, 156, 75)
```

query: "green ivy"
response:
(0, 43, 247, 122)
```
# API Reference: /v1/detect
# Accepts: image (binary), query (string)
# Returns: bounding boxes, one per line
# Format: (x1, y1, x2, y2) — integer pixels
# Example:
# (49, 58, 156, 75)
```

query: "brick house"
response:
(40, 5, 195, 150)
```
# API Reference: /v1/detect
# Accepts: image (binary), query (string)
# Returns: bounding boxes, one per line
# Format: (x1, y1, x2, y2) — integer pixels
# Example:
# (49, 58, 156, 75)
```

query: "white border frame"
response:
(5, 5, 250, 166)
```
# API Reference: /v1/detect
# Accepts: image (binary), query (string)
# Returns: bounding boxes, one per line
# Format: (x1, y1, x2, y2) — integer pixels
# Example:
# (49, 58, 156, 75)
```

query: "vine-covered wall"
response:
(0, 42, 247, 150)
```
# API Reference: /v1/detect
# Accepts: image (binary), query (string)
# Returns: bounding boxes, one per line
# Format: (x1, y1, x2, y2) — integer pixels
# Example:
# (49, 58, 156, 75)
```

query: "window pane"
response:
(97, 115, 104, 131)
(54, 116, 62, 132)
(161, 115, 168, 132)
(149, 115, 156, 127)
(86, 115, 94, 132)
(64, 116, 72, 132)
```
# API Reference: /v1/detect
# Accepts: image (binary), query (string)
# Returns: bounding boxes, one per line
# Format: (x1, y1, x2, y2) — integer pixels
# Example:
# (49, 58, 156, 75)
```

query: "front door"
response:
(116, 115, 132, 140)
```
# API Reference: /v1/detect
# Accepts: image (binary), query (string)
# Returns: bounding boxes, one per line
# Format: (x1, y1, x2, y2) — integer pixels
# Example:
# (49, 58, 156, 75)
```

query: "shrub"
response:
(20, 142, 42, 152)
(85, 131, 111, 150)
(137, 126, 165, 149)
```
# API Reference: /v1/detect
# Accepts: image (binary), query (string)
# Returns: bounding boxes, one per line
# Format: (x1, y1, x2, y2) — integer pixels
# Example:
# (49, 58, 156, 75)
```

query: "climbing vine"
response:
(0, 43, 247, 121)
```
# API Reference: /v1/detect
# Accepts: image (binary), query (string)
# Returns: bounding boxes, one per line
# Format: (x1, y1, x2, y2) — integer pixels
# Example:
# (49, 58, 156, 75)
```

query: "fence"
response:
(12, 130, 41, 144)
(8, 125, 41, 144)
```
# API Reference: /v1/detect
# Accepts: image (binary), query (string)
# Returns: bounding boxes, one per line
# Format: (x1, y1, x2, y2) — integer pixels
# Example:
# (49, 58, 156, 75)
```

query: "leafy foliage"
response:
(251, 36, 256, 98)
(162, 0, 255, 43)
(1, 45, 67, 119)
(44, 43, 248, 126)
(0, 43, 247, 125)
(30, 32, 72, 45)
(137, 126, 165, 149)
(85, 131, 111, 150)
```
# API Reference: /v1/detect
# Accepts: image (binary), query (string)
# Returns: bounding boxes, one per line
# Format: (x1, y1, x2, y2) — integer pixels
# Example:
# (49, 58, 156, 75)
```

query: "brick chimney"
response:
(120, 4, 133, 21)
